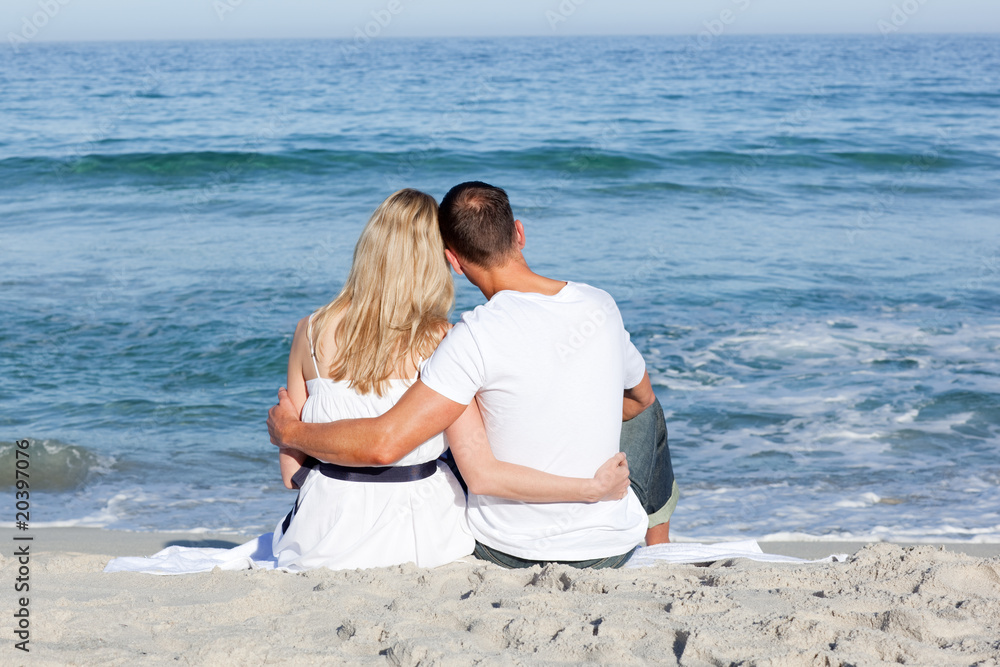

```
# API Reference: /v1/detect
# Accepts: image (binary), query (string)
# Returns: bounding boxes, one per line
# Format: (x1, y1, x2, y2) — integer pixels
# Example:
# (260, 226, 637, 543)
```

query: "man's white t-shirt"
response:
(420, 281, 648, 560)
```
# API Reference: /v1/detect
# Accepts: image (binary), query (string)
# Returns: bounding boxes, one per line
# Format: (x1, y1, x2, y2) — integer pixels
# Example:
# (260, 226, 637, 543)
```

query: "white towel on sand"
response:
(104, 534, 279, 575)
(625, 540, 847, 568)
(104, 536, 846, 575)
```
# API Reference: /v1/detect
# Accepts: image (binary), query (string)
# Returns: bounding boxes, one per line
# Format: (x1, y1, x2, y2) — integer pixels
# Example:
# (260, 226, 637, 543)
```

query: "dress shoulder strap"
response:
(306, 313, 322, 379)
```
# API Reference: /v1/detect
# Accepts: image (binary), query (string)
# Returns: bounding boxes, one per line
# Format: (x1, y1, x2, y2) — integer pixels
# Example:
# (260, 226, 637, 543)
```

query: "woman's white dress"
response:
(270, 372, 474, 571)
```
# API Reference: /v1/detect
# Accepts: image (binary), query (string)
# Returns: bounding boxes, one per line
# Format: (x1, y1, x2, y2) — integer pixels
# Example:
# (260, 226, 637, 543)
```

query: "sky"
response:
(3, 0, 999, 44)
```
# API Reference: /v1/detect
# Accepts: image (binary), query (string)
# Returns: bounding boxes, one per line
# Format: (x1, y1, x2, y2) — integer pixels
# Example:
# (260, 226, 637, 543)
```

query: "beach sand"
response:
(3, 528, 999, 666)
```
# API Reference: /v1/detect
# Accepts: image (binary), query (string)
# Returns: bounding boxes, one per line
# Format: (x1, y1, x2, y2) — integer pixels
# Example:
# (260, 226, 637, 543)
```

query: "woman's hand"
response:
(587, 452, 631, 502)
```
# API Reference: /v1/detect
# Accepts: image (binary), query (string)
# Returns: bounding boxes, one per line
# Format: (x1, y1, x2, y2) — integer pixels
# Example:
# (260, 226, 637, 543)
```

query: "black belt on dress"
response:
(281, 457, 438, 535)
(290, 456, 438, 488)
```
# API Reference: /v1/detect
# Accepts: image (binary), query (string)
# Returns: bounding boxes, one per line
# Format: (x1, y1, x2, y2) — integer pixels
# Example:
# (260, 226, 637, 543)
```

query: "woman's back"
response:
(272, 312, 472, 571)
(301, 376, 447, 466)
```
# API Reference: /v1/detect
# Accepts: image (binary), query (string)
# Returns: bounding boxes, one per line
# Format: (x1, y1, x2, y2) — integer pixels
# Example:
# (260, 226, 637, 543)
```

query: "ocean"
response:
(1, 35, 998, 542)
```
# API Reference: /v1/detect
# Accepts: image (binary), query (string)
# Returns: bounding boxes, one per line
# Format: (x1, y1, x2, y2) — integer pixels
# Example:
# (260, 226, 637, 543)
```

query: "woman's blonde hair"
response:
(310, 189, 454, 396)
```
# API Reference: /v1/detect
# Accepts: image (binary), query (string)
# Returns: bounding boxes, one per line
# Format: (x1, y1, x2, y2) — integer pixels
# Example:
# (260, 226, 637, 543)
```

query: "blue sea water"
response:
(1, 35, 998, 542)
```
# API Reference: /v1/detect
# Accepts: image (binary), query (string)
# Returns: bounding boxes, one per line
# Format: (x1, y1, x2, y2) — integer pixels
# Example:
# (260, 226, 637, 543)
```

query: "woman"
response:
(271, 188, 629, 571)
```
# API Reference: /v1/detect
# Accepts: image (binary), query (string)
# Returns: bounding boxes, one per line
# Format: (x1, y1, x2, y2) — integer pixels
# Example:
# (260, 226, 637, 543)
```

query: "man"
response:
(268, 182, 676, 568)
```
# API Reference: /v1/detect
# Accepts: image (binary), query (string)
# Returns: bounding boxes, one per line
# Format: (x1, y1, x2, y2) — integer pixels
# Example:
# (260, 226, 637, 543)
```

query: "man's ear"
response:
(514, 220, 526, 251)
(444, 248, 464, 275)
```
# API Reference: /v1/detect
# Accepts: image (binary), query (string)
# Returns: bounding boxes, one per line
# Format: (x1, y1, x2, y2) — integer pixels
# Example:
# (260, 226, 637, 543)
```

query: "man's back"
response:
(421, 281, 647, 560)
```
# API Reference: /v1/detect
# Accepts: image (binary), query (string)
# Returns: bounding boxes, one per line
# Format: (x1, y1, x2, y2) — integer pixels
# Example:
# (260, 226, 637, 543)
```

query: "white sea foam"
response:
(652, 314, 999, 543)
(834, 492, 882, 509)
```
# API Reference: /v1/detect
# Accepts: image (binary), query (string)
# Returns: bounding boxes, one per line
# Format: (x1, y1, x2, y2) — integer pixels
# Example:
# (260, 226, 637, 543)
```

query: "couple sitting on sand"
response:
(266, 182, 677, 571)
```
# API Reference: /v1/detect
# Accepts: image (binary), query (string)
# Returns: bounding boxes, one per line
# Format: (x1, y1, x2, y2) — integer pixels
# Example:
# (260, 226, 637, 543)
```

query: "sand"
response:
(3, 528, 999, 666)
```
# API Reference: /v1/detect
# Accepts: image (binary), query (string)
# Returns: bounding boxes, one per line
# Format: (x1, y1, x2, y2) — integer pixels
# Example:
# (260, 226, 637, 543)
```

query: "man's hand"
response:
(588, 452, 630, 502)
(267, 387, 302, 449)
(263, 380, 465, 466)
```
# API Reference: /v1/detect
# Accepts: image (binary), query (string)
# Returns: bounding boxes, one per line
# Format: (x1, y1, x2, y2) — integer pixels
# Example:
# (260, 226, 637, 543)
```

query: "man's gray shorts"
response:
(620, 397, 678, 529)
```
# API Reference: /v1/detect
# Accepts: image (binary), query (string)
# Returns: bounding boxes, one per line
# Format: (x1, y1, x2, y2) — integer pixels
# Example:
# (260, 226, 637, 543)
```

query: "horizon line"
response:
(7, 31, 1000, 48)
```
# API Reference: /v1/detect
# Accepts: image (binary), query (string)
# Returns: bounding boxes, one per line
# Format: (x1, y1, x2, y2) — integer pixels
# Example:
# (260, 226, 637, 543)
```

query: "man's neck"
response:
(468, 258, 567, 301)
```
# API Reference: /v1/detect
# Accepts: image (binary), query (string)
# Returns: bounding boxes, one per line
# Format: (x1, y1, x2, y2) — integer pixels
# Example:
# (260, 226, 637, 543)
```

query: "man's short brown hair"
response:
(438, 182, 517, 268)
